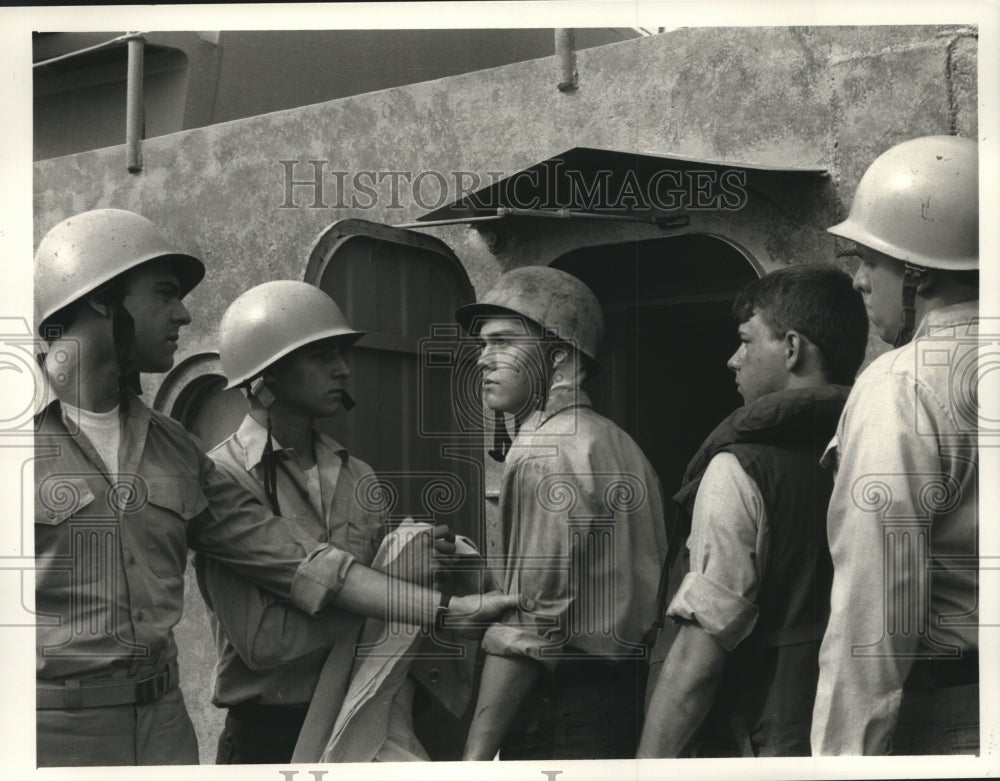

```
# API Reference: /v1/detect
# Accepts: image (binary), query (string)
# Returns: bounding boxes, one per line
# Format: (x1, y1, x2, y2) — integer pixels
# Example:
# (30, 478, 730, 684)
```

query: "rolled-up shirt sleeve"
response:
(188, 449, 356, 616)
(196, 555, 345, 671)
(666, 452, 768, 652)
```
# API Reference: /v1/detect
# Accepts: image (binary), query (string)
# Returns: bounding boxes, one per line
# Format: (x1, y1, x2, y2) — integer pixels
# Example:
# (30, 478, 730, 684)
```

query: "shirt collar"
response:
(235, 413, 349, 472)
(536, 385, 591, 428)
(912, 299, 979, 340)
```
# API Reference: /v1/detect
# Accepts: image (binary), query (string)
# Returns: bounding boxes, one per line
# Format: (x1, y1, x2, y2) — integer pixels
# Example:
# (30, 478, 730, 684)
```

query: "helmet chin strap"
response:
(487, 409, 512, 462)
(110, 295, 139, 411)
(242, 376, 358, 508)
(894, 263, 927, 348)
(246, 378, 282, 515)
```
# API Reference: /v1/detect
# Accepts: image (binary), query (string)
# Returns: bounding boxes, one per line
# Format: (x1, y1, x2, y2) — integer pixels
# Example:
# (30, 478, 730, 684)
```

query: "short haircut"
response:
(732, 265, 868, 385)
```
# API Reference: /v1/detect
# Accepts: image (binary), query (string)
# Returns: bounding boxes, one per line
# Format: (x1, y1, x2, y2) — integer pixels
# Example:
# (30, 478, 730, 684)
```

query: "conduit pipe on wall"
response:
(33, 31, 148, 174)
(125, 34, 146, 173)
(555, 29, 578, 92)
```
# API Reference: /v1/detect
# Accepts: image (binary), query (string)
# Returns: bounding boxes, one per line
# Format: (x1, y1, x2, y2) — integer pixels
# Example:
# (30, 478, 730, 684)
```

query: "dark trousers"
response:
(215, 703, 309, 765)
(890, 654, 980, 755)
(499, 657, 646, 760)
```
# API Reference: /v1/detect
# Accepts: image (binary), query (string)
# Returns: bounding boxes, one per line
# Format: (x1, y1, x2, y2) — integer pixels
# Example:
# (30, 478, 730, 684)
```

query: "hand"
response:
(443, 591, 520, 639)
(432, 523, 457, 556)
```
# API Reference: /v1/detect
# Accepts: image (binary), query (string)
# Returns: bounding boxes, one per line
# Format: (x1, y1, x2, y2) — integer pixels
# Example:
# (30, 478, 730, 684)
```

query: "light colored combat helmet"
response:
(218, 280, 365, 389)
(829, 135, 978, 271)
(829, 135, 978, 346)
(455, 265, 604, 369)
(34, 208, 204, 334)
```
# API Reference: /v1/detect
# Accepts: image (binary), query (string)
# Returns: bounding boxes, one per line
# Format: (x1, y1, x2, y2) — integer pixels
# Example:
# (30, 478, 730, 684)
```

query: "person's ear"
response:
(83, 292, 113, 318)
(784, 331, 803, 371)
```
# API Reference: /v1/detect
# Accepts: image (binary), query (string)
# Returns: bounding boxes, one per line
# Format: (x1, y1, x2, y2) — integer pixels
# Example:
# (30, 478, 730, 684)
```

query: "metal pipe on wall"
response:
(126, 34, 145, 173)
(32, 32, 138, 69)
(555, 29, 578, 92)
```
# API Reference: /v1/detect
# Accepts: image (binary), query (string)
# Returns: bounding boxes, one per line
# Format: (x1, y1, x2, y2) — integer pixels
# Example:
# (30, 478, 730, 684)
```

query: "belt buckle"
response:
(135, 669, 170, 704)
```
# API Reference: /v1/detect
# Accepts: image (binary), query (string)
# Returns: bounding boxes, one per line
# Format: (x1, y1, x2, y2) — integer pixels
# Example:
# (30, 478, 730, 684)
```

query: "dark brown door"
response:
(305, 219, 483, 540)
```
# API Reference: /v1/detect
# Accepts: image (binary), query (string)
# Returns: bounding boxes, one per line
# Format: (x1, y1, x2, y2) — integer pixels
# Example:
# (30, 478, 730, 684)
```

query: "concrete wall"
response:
(34, 25, 978, 391)
(32, 25, 978, 763)
(34, 29, 641, 159)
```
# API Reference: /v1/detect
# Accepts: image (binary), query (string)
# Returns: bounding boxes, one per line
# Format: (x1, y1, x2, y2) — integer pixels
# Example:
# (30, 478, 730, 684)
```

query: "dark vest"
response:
(672, 386, 849, 757)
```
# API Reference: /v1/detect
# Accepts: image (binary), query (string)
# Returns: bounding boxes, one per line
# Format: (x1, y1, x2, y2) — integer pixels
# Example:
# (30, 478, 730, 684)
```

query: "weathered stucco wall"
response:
(32, 25, 978, 763)
(34, 24, 978, 396)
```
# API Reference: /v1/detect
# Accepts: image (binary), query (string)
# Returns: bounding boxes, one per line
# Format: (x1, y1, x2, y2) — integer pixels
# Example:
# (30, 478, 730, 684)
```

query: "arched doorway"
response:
(305, 219, 481, 759)
(304, 219, 482, 540)
(159, 219, 482, 761)
(552, 233, 759, 499)
(156, 353, 247, 451)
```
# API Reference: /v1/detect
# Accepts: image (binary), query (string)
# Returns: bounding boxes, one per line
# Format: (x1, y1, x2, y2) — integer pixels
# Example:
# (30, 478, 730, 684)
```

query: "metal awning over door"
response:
(409, 146, 828, 228)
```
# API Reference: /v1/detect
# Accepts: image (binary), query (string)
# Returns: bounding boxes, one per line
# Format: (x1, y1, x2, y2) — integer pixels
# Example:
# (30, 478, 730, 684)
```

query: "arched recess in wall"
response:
(552, 232, 759, 501)
(154, 352, 247, 451)
(304, 219, 482, 541)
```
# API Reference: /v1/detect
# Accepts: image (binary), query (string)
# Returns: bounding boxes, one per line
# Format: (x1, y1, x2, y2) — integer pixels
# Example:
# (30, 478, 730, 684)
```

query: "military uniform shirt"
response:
(811, 301, 980, 755)
(198, 414, 384, 707)
(480, 387, 668, 669)
(34, 389, 356, 685)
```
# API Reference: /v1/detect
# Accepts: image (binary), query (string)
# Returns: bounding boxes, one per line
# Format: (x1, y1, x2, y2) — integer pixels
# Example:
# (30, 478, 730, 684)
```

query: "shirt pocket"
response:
(141, 476, 209, 579)
(34, 475, 100, 589)
(35, 475, 96, 526)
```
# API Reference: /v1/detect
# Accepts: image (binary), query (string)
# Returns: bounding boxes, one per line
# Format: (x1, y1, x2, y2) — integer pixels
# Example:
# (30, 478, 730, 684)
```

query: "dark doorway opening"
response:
(552, 233, 758, 500)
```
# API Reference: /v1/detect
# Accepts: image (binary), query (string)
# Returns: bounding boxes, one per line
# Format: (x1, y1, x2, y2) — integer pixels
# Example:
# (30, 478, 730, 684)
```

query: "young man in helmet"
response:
(456, 266, 668, 760)
(810, 136, 980, 755)
(32, 210, 518, 767)
(637, 266, 868, 758)
(198, 280, 462, 763)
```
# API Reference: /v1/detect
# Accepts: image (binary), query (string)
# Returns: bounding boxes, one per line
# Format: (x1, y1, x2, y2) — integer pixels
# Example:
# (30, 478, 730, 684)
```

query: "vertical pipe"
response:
(555, 29, 578, 92)
(126, 35, 145, 173)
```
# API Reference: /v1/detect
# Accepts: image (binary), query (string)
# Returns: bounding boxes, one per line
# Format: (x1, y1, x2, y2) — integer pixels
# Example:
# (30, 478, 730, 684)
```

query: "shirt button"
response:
(136, 611, 145, 622)
(428, 669, 440, 683)
(127, 555, 136, 566)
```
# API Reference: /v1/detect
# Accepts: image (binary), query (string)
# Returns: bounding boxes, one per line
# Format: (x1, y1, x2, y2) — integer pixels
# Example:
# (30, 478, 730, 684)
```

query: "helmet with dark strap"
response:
(218, 280, 365, 389)
(829, 135, 978, 347)
(34, 209, 205, 405)
(456, 266, 604, 462)
(34, 209, 204, 335)
(218, 280, 365, 514)
(829, 135, 977, 272)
